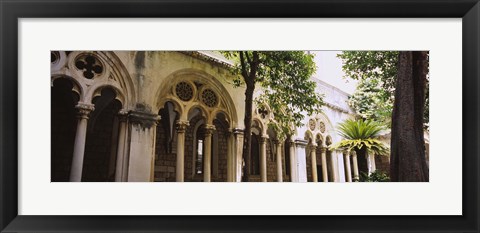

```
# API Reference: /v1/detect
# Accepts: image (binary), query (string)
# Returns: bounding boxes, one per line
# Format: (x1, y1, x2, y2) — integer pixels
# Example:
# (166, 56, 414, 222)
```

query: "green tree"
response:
(337, 51, 429, 127)
(330, 119, 388, 174)
(222, 51, 323, 181)
(337, 51, 398, 124)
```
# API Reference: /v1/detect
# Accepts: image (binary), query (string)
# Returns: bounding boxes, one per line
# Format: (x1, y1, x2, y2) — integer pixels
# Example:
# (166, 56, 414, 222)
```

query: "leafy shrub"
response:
(357, 170, 390, 182)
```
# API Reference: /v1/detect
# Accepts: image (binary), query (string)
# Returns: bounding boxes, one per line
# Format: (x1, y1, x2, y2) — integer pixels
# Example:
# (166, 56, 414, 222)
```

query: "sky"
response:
(312, 51, 358, 95)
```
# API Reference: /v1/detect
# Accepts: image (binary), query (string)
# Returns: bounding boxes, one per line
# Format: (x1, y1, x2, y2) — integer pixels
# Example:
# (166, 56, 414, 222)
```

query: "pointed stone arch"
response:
(154, 68, 238, 128)
(51, 51, 136, 109)
(315, 112, 335, 141)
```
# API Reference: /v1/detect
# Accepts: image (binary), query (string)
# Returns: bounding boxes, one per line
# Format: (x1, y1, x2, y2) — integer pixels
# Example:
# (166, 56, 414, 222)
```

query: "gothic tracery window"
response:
(201, 89, 218, 108)
(51, 51, 60, 64)
(75, 55, 103, 79)
(175, 81, 194, 101)
(319, 122, 326, 133)
(309, 119, 316, 131)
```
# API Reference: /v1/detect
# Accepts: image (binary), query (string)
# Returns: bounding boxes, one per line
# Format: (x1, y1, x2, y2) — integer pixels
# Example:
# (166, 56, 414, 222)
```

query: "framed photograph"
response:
(1, 0, 479, 232)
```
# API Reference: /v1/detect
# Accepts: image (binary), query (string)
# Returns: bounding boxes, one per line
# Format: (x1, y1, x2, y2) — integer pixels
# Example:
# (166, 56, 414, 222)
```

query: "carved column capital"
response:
(259, 136, 268, 144)
(176, 120, 189, 133)
(320, 147, 327, 153)
(75, 103, 95, 119)
(351, 150, 357, 157)
(272, 139, 280, 146)
(204, 124, 216, 136)
(344, 149, 351, 156)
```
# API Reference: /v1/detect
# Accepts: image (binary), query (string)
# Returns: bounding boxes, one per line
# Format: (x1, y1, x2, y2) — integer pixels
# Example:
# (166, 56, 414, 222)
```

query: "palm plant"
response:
(331, 119, 389, 177)
(331, 119, 388, 155)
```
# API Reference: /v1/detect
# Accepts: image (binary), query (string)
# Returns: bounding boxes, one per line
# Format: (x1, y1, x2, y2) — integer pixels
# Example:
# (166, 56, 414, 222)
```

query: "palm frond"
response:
(332, 119, 388, 155)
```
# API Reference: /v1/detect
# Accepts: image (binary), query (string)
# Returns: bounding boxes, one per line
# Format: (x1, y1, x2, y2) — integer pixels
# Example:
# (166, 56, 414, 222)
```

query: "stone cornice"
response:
(128, 110, 161, 129)
(294, 139, 308, 147)
(179, 51, 233, 69)
(324, 102, 351, 114)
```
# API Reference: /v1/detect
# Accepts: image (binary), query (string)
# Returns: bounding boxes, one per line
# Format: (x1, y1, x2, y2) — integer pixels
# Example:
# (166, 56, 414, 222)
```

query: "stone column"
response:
(203, 124, 215, 182)
(127, 111, 161, 182)
(275, 140, 283, 182)
(370, 153, 377, 172)
(259, 136, 268, 182)
(351, 150, 360, 181)
(336, 149, 346, 182)
(329, 149, 338, 182)
(226, 130, 234, 182)
(175, 120, 189, 182)
(70, 103, 95, 182)
(289, 139, 296, 182)
(310, 144, 318, 182)
(115, 110, 128, 182)
(320, 147, 328, 182)
(343, 149, 352, 182)
(295, 139, 308, 182)
(233, 129, 244, 182)
(366, 150, 376, 175)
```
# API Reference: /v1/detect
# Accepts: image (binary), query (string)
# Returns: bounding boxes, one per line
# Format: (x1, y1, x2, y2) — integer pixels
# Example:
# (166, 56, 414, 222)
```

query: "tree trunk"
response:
(242, 83, 255, 182)
(356, 147, 368, 175)
(390, 51, 429, 182)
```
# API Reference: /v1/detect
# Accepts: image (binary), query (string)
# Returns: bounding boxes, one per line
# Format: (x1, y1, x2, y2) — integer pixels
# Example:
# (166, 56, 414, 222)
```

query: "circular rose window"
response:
(201, 89, 218, 108)
(175, 81, 194, 101)
(308, 119, 316, 131)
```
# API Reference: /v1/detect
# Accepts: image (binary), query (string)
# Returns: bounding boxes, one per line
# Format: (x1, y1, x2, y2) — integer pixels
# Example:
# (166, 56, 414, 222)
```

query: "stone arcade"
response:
(51, 51, 373, 182)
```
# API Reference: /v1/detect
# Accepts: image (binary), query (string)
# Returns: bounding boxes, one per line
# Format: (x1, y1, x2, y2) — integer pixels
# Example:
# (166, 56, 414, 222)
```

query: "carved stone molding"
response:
(128, 111, 161, 129)
(232, 128, 244, 136)
(294, 139, 308, 148)
(117, 109, 128, 122)
(325, 102, 350, 114)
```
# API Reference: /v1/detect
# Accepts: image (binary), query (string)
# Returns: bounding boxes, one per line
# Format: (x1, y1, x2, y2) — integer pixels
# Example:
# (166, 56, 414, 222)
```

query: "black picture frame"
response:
(1, 0, 479, 232)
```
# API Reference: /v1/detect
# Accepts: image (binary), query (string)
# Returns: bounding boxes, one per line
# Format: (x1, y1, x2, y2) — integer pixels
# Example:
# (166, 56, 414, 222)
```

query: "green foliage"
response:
(337, 51, 398, 124)
(330, 119, 388, 155)
(347, 77, 394, 125)
(358, 170, 390, 182)
(337, 51, 399, 92)
(222, 51, 324, 138)
(337, 51, 429, 128)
